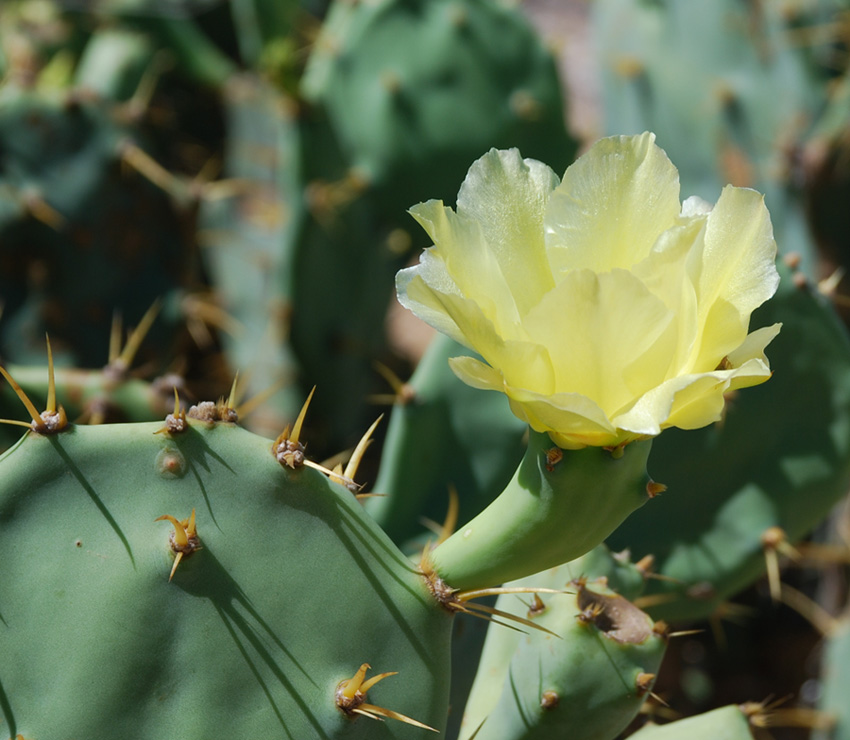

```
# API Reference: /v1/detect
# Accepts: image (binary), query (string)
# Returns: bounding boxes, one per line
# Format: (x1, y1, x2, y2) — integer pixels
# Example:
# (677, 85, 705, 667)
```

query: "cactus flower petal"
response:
(397, 133, 780, 449)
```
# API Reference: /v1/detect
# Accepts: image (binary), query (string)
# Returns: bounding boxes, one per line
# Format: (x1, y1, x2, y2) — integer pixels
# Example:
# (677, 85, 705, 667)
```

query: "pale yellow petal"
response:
(631, 217, 704, 375)
(448, 355, 505, 392)
(450, 339, 556, 396)
(502, 384, 618, 449)
(665, 358, 773, 429)
(545, 132, 681, 275)
(397, 267, 469, 349)
(686, 186, 779, 369)
(726, 323, 781, 365)
(522, 268, 674, 415)
(455, 149, 559, 315)
(614, 355, 774, 436)
(407, 199, 520, 334)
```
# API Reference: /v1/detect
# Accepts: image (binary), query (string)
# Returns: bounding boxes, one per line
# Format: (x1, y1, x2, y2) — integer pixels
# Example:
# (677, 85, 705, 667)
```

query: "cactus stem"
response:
(155, 509, 201, 581)
(335, 664, 437, 732)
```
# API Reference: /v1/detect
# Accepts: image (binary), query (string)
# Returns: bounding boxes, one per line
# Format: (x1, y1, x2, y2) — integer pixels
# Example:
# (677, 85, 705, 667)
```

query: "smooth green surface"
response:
(0, 422, 451, 739)
(813, 619, 850, 740)
(629, 705, 754, 739)
(431, 430, 652, 590)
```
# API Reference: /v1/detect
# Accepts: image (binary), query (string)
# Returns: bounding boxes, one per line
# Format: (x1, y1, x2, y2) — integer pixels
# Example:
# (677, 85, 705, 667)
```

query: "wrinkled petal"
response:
(502, 384, 618, 450)
(455, 149, 560, 316)
(615, 352, 775, 436)
(397, 133, 780, 450)
(545, 132, 682, 276)
(407, 199, 520, 335)
(686, 186, 779, 370)
(727, 323, 782, 366)
(449, 339, 556, 396)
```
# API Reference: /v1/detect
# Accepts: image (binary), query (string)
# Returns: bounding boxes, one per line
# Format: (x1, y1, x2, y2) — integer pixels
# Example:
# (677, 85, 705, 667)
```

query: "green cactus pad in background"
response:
(460, 550, 665, 740)
(197, 72, 304, 437)
(628, 705, 756, 740)
(301, 0, 575, 213)
(0, 87, 188, 368)
(813, 617, 850, 740)
(0, 421, 451, 739)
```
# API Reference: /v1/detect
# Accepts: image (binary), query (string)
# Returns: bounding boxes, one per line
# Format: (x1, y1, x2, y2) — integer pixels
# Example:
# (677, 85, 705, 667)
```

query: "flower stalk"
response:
(428, 431, 653, 590)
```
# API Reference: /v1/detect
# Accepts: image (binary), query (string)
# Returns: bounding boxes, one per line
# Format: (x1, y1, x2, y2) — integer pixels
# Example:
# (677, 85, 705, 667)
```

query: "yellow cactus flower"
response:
(397, 133, 781, 450)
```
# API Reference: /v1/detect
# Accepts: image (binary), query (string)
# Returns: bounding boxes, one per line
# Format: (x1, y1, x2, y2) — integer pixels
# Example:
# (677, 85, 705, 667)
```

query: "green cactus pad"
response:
(628, 705, 756, 739)
(0, 421, 451, 739)
(813, 618, 850, 740)
(460, 556, 665, 740)
(302, 0, 575, 211)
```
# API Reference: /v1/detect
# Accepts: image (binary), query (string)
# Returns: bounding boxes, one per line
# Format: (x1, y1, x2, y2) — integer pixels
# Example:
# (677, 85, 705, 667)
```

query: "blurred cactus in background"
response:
(4, 0, 850, 738)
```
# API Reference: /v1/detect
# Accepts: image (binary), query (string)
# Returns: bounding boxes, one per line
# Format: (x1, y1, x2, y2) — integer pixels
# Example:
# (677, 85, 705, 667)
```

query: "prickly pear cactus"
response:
(629, 705, 756, 739)
(302, 0, 575, 211)
(0, 416, 452, 738)
(460, 547, 664, 740)
(813, 616, 850, 740)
